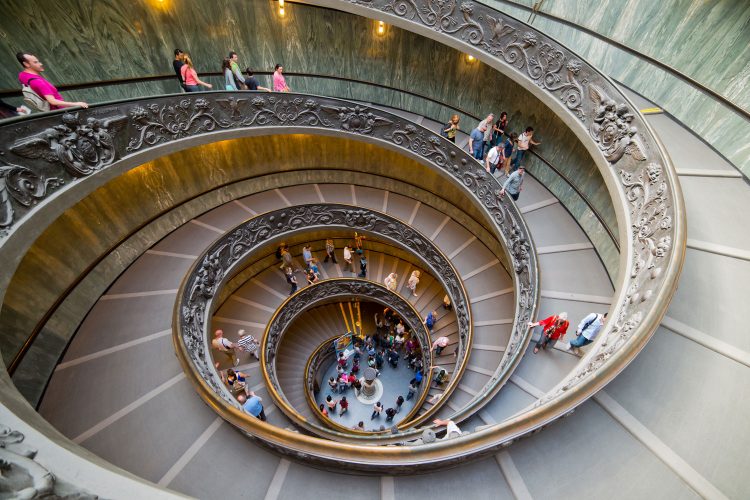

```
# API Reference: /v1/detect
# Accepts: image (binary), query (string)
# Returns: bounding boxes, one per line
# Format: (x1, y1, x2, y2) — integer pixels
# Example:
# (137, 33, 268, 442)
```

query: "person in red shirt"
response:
(16, 52, 88, 110)
(528, 312, 569, 354)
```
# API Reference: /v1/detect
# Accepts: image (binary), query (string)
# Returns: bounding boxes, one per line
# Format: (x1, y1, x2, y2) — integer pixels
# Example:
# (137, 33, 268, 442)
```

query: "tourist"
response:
(172, 49, 187, 91)
(493, 112, 509, 145)
(226, 368, 249, 395)
(385, 407, 397, 422)
(443, 294, 452, 310)
(16, 52, 88, 110)
(387, 348, 399, 368)
(513, 126, 541, 169)
(337, 352, 347, 368)
(501, 132, 517, 176)
(339, 396, 349, 416)
(411, 370, 423, 386)
(306, 268, 318, 285)
(432, 336, 449, 356)
(285, 267, 298, 295)
(442, 114, 460, 143)
(211, 329, 239, 367)
(337, 374, 348, 393)
(273, 64, 290, 92)
(394, 332, 405, 351)
(354, 232, 365, 250)
(244, 68, 272, 91)
(236, 329, 260, 360)
(371, 401, 384, 420)
(468, 124, 486, 160)
(406, 381, 418, 401)
(367, 355, 376, 368)
(180, 53, 213, 92)
(529, 312, 569, 354)
(499, 166, 525, 202)
(302, 245, 314, 267)
(222, 58, 238, 90)
(352, 360, 360, 374)
(485, 142, 505, 176)
(227, 51, 246, 89)
(343, 245, 354, 273)
(324, 239, 338, 263)
(479, 113, 495, 157)
(384, 273, 398, 292)
(238, 392, 266, 421)
(424, 310, 437, 333)
(569, 312, 608, 354)
(319, 403, 328, 418)
(353, 421, 365, 431)
(326, 395, 338, 413)
(407, 270, 420, 296)
(358, 254, 368, 278)
(328, 376, 337, 392)
(279, 246, 302, 272)
(434, 368, 449, 386)
(395, 395, 405, 413)
(374, 312, 385, 333)
(352, 378, 362, 396)
(375, 350, 384, 369)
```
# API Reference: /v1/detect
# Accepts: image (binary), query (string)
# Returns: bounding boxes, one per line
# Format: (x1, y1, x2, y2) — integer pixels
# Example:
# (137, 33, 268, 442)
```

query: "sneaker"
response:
(233, 357, 240, 367)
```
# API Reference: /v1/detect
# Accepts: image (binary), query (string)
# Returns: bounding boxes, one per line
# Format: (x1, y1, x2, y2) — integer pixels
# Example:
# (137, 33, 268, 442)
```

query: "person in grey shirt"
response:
(569, 312, 608, 354)
(499, 166, 525, 201)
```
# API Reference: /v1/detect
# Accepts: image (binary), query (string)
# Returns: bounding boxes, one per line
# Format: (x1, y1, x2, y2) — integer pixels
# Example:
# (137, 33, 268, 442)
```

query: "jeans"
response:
(513, 149, 526, 168)
(489, 162, 499, 174)
(569, 335, 593, 348)
(472, 147, 483, 160)
(371, 411, 380, 420)
(535, 334, 555, 350)
(185, 85, 202, 92)
(324, 252, 337, 264)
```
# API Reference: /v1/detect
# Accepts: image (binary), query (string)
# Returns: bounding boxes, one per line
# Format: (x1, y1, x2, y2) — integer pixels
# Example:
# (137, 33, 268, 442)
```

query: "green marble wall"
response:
(487, 0, 750, 175)
(0, 0, 618, 269)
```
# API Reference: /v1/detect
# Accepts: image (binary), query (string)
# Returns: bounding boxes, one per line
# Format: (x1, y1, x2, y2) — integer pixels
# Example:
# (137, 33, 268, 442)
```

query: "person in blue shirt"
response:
(468, 125, 486, 160)
(238, 392, 266, 421)
(569, 312, 608, 354)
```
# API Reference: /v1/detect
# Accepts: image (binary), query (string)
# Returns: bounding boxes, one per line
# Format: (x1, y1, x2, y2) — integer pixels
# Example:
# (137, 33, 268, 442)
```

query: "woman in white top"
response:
(407, 270, 420, 296)
(384, 273, 398, 292)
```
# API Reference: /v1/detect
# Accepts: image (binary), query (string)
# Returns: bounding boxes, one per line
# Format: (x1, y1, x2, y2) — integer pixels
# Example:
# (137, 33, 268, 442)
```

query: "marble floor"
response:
(315, 355, 419, 431)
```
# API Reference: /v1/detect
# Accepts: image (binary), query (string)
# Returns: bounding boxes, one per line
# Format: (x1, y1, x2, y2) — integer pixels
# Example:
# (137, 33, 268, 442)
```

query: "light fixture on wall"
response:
(279, 0, 285, 17)
(377, 21, 386, 36)
(465, 54, 476, 63)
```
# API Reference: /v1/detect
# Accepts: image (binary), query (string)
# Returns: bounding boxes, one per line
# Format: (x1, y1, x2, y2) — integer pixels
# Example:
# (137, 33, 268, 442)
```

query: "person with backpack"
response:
(528, 312, 569, 354)
(16, 52, 88, 111)
(569, 312, 608, 354)
(441, 114, 460, 143)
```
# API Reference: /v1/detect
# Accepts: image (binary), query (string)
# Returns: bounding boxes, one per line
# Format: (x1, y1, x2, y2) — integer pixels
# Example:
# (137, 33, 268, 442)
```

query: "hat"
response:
(422, 428, 437, 444)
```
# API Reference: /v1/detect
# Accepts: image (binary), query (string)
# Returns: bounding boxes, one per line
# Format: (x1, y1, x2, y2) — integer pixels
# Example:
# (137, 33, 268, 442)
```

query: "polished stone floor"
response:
(315, 354, 418, 431)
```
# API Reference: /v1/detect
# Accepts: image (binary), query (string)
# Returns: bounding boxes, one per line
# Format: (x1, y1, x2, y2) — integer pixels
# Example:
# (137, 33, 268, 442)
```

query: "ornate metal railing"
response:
(0, 0, 683, 477)
(284, 284, 432, 435)
(176, 203, 484, 444)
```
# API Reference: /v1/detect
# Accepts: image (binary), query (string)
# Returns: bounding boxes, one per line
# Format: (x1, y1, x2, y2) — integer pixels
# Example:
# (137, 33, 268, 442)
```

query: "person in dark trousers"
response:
(395, 395, 405, 413)
(173, 49, 186, 91)
(358, 254, 368, 277)
(385, 407, 396, 422)
(339, 396, 349, 416)
(371, 401, 383, 420)
(285, 267, 297, 295)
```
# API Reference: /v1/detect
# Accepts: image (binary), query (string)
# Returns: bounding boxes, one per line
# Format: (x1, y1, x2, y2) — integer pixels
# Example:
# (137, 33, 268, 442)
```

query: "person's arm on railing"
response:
(43, 94, 88, 109)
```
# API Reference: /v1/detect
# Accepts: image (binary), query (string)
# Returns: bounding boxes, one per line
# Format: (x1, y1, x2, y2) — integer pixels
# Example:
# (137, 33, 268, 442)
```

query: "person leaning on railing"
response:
(181, 53, 213, 92)
(16, 52, 88, 111)
(528, 312, 569, 354)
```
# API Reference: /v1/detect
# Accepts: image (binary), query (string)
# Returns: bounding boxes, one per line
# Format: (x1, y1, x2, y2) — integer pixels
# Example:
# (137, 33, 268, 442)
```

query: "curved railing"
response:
(177, 203, 483, 444)
(304, 0, 685, 443)
(266, 280, 433, 435)
(0, 0, 683, 480)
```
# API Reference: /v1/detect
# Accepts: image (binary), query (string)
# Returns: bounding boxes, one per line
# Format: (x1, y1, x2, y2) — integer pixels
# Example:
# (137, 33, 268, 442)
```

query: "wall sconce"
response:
(465, 54, 476, 63)
(279, 0, 285, 17)
(377, 21, 386, 36)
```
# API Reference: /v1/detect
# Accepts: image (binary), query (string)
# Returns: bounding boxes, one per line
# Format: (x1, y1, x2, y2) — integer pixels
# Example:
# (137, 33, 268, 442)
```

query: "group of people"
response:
(528, 310, 608, 355)
(445, 112, 541, 202)
(279, 236, 368, 295)
(172, 48, 290, 93)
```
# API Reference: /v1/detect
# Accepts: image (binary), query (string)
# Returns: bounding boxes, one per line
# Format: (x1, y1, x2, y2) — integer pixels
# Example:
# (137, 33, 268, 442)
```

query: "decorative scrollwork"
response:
(10, 112, 127, 176)
(589, 85, 646, 163)
(0, 162, 63, 231)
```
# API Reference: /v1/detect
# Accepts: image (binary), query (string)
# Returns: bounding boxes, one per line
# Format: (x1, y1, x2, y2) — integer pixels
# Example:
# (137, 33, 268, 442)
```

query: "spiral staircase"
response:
(0, 1, 748, 499)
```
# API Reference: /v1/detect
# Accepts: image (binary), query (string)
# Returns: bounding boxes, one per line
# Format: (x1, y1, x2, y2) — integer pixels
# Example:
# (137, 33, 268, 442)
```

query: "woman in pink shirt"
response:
(180, 54, 213, 93)
(273, 64, 290, 92)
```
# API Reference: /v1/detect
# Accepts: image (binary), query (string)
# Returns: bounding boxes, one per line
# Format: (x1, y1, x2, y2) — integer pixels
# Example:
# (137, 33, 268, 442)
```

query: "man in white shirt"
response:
(513, 126, 541, 169)
(433, 418, 462, 439)
(477, 113, 494, 158)
(343, 245, 353, 273)
(569, 312, 608, 354)
(211, 329, 239, 366)
(485, 143, 504, 176)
